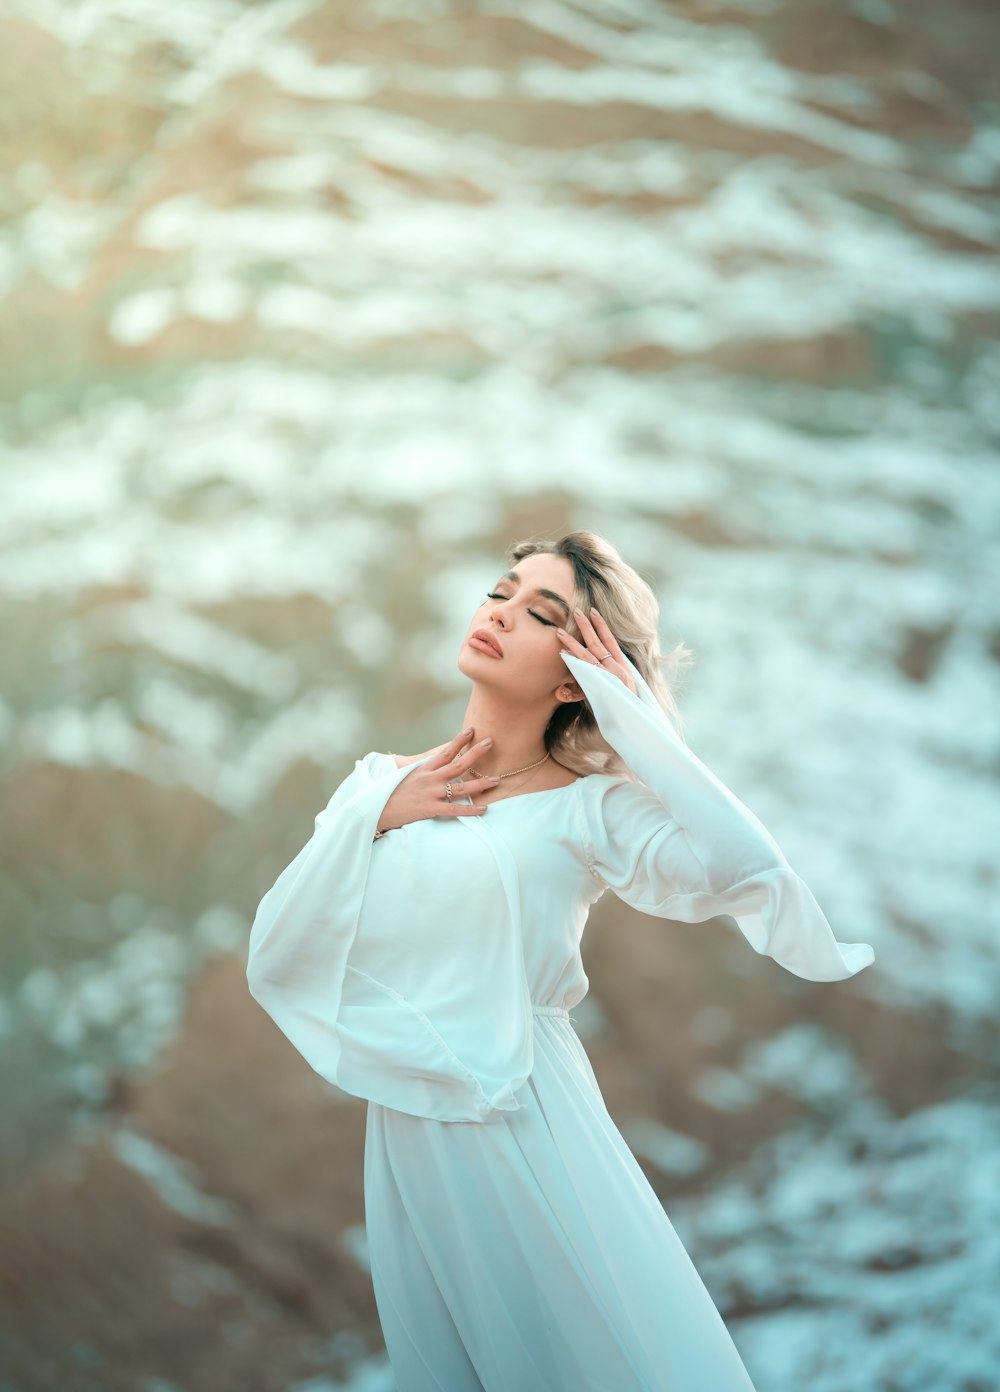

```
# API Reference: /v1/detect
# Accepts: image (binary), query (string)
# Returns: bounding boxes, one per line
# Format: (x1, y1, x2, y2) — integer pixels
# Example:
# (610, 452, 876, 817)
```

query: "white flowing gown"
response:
(247, 651, 875, 1391)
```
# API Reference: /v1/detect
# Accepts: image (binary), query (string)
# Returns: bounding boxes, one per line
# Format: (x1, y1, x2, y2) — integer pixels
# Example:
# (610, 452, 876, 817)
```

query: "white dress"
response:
(246, 651, 875, 1391)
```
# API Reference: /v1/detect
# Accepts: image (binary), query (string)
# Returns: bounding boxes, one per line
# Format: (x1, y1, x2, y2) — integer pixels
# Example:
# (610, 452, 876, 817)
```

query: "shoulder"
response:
(388, 743, 449, 769)
(575, 769, 674, 839)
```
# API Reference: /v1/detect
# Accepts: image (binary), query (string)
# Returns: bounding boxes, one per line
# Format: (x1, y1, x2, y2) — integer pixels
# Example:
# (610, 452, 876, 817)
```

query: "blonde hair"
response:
(506, 529, 695, 779)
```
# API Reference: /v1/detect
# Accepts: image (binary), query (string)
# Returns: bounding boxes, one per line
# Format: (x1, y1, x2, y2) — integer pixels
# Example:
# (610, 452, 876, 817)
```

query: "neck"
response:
(460, 687, 550, 776)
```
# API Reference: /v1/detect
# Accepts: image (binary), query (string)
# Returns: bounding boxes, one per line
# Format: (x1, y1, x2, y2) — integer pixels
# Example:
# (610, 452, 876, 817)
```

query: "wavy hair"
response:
(505, 530, 695, 779)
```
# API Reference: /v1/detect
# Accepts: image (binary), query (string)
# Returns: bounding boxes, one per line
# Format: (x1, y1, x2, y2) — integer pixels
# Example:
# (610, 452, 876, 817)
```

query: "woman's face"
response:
(459, 552, 585, 705)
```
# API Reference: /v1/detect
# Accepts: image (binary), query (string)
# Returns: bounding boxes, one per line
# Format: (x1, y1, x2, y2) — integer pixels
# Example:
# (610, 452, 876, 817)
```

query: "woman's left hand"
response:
(556, 607, 638, 695)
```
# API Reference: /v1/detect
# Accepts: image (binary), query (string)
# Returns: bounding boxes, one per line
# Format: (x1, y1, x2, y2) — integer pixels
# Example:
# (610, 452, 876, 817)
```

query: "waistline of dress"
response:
(531, 1003, 570, 1018)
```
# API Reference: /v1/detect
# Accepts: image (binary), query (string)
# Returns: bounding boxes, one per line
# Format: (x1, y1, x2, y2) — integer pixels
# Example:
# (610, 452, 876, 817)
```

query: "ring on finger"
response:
(445, 781, 453, 801)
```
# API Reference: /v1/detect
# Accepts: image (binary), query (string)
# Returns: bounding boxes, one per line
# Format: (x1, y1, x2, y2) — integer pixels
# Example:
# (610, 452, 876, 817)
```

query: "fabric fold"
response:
(246, 752, 536, 1123)
(562, 649, 875, 982)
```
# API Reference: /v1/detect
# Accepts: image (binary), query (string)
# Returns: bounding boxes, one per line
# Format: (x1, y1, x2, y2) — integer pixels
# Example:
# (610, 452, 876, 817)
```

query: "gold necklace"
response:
(467, 751, 551, 780)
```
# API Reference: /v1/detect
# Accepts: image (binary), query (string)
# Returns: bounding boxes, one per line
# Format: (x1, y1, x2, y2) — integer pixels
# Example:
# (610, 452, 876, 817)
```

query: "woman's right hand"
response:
(375, 730, 501, 834)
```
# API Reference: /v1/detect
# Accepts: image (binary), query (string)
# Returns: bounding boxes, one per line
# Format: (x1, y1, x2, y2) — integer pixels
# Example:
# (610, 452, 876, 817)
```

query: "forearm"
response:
(562, 650, 788, 889)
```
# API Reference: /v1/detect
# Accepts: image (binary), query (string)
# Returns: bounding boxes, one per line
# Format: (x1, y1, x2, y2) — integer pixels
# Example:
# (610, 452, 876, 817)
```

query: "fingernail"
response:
(556, 627, 566, 635)
(481, 737, 492, 746)
(463, 727, 473, 735)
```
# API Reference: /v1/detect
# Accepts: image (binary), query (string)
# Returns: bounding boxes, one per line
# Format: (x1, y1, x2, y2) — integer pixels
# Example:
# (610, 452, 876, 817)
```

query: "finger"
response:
(431, 747, 496, 816)
(555, 626, 596, 662)
(560, 609, 635, 690)
(426, 729, 476, 768)
(436, 803, 489, 816)
(585, 610, 638, 691)
(576, 606, 628, 675)
(587, 607, 625, 660)
(454, 737, 495, 770)
(572, 607, 605, 660)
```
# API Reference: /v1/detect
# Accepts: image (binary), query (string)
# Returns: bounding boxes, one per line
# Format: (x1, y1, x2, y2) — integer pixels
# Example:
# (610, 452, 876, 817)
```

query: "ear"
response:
(555, 681, 585, 704)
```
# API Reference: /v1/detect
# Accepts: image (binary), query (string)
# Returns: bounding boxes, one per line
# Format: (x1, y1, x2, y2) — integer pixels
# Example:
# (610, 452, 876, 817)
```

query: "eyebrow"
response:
(497, 570, 572, 621)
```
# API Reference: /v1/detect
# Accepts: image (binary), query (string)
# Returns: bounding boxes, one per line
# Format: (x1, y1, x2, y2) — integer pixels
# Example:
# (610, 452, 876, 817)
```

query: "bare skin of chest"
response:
(390, 745, 581, 812)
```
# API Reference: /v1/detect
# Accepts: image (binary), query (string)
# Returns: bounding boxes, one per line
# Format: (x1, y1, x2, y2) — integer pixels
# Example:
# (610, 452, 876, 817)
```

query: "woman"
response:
(246, 530, 875, 1391)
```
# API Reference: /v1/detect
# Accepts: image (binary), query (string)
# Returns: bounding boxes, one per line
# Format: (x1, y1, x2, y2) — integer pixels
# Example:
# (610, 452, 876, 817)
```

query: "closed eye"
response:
(486, 592, 556, 626)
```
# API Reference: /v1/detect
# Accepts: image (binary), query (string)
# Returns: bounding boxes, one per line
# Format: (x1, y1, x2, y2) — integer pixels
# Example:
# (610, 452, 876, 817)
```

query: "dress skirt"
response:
(363, 1007, 758, 1392)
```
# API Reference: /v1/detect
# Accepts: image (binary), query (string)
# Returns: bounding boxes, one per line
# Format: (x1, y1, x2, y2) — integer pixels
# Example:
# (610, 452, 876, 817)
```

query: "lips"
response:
(471, 628, 503, 658)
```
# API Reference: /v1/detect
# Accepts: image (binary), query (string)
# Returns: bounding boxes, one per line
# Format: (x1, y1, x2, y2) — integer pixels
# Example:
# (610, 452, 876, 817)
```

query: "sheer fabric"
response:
(246, 651, 874, 1389)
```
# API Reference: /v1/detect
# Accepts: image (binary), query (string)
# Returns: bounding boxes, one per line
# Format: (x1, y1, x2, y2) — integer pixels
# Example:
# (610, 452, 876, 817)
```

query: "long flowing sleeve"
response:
(245, 753, 417, 1089)
(245, 751, 543, 1123)
(563, 650, 875, 982)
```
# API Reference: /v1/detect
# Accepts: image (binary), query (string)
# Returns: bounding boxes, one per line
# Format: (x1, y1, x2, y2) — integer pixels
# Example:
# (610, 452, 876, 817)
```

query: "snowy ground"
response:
(1, 0, 998, 1388)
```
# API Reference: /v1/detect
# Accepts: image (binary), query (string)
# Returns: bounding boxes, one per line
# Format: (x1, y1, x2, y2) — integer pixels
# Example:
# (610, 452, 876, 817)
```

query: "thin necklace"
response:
(468, 751, 551, 780)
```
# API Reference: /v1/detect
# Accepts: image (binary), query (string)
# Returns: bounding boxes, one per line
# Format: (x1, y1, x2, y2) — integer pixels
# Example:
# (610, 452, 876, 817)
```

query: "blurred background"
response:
(1, 0, 999, 1389)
